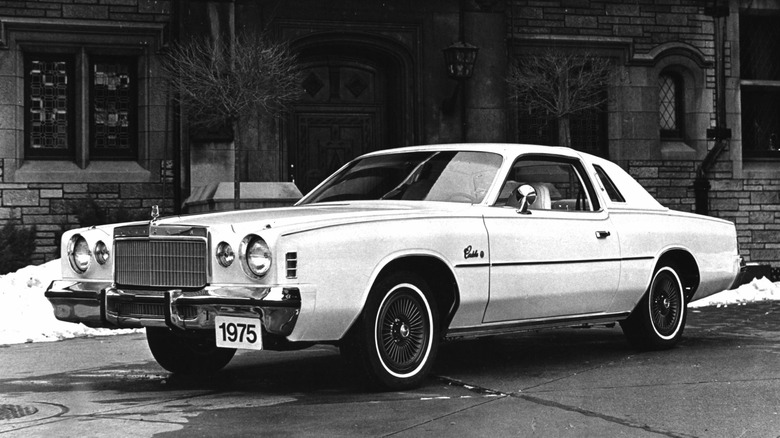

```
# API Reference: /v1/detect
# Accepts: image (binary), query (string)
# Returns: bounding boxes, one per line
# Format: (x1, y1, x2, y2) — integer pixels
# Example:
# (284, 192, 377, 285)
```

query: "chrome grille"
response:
(115, 239, 208, 288)
(117, 302, 198, 319)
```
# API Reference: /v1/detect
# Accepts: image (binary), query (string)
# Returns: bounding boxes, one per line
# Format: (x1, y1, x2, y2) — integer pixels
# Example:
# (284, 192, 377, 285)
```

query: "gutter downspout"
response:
(696, 2, 731, 215)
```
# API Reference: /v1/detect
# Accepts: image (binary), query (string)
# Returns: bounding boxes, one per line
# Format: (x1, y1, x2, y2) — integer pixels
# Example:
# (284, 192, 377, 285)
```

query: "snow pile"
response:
(689, 276, 780, 308)
(0, 260, 138, 345)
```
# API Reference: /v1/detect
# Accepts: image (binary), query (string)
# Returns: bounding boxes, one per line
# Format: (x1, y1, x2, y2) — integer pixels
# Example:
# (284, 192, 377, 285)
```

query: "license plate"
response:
(215, 316, 263, 350)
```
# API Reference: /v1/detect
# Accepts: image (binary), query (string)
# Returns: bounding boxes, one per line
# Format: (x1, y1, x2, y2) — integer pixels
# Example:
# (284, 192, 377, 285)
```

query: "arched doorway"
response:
(289, 36, 414, 193)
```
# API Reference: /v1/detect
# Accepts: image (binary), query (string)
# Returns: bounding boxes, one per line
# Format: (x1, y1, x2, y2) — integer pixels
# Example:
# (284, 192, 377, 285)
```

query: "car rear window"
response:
(594, 165, 625, 203)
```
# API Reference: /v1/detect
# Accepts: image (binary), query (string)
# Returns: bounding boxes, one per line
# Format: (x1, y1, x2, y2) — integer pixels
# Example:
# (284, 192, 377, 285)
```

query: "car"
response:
(45, 143, 742, 390)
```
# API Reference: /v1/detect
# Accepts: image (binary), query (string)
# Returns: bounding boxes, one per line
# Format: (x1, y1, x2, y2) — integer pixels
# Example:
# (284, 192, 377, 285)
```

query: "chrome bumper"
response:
(45, 280, 302, 336)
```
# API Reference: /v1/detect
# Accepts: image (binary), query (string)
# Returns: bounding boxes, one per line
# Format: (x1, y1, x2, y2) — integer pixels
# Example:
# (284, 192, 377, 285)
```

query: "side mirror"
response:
(514, 184, 537, 214)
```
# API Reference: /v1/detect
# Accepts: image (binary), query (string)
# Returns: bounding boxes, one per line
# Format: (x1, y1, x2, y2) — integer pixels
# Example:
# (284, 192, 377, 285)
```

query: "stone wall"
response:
(629, 160, 780, 264)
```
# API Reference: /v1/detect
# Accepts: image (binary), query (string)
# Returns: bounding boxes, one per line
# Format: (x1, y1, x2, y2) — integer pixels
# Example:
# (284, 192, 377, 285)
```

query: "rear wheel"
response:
(621, 266, 687, 350)
(146, 327, 236, 375)
(341, 271, 439, 390)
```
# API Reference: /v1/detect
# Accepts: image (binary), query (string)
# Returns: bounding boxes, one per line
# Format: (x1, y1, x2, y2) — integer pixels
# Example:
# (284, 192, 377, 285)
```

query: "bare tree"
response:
(161, 31, 302, 209)
(507, 50, 615, 148)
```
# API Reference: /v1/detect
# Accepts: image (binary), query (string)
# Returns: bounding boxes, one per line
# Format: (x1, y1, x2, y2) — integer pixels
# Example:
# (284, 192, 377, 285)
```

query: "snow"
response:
(0, 260, 139, 346)
(0, 260, 779, 345)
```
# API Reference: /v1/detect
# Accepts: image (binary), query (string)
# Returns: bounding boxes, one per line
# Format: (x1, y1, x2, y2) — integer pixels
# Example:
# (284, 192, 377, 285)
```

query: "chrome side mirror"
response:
(514, 184, 537, 214)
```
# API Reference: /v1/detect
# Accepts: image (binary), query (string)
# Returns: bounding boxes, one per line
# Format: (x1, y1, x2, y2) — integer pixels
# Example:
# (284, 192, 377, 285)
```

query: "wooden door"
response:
(290, 58, 385, 193)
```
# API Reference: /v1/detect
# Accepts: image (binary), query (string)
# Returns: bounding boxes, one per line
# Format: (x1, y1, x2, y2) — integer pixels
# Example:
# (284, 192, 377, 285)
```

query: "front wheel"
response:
(146, 328, 236, 375)
(341, 272, 439, 390)
(620, 266, 687, 350)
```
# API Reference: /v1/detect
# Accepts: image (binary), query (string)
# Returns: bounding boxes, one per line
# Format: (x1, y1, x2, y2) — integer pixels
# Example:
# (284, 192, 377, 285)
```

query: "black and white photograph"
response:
(1, 0, 779, 436)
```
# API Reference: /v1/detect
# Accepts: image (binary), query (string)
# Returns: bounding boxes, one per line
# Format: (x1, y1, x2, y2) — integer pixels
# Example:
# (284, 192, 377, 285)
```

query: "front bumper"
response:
(45, 280, 304, 337)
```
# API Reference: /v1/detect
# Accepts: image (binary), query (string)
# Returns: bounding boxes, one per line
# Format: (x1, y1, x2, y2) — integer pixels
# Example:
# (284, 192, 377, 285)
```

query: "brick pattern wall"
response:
(509, 0, 715, 57)
(0, 0, 170, 20)
(0, 176, 175, 265)
(629, 160, 780, 264)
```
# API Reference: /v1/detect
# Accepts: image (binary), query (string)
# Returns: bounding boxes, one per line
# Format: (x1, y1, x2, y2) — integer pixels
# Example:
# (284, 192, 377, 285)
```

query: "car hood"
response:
(151, 201, 478, 235)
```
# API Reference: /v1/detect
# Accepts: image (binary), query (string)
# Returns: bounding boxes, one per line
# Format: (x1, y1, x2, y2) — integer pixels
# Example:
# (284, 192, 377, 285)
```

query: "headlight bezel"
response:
(240, 234, 272, 278)
(67, 234, 92, 274)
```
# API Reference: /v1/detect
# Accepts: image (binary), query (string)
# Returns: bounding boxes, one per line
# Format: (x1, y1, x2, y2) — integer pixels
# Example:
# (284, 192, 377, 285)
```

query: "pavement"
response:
(1, 301, 779, 437)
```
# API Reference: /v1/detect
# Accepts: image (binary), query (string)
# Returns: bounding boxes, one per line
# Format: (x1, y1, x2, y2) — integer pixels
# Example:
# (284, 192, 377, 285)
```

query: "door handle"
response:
(595, 230, 611, 239)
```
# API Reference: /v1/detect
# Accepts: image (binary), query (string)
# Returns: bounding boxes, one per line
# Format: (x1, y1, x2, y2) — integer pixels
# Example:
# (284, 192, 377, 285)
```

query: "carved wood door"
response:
(290, 58, 385, 193)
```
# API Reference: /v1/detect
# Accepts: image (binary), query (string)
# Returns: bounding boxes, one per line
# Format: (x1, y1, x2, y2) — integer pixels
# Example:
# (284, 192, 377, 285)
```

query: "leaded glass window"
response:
(90, 57, 136, 158)
(659, 72, 682, 138)
(25, 55, 74, 158)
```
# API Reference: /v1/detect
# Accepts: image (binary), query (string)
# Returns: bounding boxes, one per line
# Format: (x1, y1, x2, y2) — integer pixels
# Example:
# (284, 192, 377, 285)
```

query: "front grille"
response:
(116, 302, 198, 319)
(115, 239, 208, 288)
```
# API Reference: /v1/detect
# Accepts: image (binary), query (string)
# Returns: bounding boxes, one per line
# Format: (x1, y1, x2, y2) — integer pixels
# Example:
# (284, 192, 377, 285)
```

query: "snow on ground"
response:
(0, 260, 139, 345)
(1, 260, 779, 345)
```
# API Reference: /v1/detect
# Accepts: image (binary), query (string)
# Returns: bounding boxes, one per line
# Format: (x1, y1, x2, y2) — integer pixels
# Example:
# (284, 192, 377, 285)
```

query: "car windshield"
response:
(301, 151, 503, 204)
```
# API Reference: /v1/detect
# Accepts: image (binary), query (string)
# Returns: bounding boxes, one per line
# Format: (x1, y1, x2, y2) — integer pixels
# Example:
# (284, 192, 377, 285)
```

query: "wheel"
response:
(620, 266, 687, 350)
(146, 327, 236, 375)
(340, 271, 439, 390)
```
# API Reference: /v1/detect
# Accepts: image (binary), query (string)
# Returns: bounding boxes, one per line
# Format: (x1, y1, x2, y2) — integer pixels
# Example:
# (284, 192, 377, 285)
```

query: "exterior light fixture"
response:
(442, 41, 479, 80)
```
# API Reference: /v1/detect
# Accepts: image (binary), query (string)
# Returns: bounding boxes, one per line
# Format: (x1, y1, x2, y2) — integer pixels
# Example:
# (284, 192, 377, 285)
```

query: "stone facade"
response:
(1, 0, 779, 268)
(0, 0, 174, 263)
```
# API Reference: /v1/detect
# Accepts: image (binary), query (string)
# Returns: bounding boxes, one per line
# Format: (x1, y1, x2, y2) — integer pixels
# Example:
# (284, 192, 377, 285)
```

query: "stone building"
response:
(0, 0, 778, 268)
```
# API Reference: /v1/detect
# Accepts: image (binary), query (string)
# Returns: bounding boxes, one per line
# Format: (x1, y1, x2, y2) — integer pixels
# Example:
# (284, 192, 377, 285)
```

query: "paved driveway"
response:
(2, 301, 779, 437)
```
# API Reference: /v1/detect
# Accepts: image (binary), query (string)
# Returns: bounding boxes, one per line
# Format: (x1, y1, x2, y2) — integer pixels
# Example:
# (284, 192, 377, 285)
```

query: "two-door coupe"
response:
(45, 144, 742, 389)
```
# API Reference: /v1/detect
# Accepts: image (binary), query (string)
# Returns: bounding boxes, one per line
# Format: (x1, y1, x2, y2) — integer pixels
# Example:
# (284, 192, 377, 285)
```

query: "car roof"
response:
(361, 143, 583, 160)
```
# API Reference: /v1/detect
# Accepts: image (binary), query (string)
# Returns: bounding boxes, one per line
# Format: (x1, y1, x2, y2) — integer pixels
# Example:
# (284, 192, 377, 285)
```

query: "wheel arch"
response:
(655, 248, 700, 302)
(370, 255, 460, 335)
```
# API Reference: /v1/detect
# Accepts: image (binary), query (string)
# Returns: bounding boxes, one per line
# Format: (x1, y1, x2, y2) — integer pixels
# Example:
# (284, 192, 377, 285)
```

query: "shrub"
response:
(0, 221, 37, 275)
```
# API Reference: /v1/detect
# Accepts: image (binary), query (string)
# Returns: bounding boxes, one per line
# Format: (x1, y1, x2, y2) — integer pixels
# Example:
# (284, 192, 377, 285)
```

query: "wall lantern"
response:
(442, 41, 479, 79)
(441, 41, 479, 117)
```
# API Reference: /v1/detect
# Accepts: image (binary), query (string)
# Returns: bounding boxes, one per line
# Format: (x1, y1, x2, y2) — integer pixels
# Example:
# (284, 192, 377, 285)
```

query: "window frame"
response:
(88, 55, 138, 160)
(658, 71, 684, 140)
(24, 53, 77, 160)
(740, 12, 780, 159)
(494, 154, 601, 212)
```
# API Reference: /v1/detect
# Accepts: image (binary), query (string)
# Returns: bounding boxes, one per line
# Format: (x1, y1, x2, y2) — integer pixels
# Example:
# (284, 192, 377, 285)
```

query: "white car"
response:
(46, 144, 742, 389)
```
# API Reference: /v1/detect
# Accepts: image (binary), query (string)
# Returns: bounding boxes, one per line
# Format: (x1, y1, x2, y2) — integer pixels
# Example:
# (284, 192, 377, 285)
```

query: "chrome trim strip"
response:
(445, 312, 631, 340)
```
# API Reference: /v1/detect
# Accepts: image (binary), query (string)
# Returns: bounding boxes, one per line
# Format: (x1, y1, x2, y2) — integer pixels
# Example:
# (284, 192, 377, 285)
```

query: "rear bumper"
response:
(44, 280, 306, 337)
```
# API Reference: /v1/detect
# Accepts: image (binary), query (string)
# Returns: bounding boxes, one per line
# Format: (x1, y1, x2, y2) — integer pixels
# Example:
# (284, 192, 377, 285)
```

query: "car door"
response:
(482, 155, 621, 323)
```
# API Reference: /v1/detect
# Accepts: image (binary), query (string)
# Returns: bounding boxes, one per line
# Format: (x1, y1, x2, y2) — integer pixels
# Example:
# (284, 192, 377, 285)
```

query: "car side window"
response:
(495, 156, 600, 212)
(593, 164, 626, 203)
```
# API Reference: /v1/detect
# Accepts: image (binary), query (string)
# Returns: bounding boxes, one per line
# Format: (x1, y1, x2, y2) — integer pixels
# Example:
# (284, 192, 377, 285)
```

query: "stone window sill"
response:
(660, 140, 696, 160)
(11, 161, 151, 183)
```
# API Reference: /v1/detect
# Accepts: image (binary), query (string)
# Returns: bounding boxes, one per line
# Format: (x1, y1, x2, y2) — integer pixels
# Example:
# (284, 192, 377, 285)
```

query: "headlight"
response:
(68, 235, 91, 273)
(241, 235, 272, 277)
(94, 241, 110, 265)
(216, 242, 234, 267)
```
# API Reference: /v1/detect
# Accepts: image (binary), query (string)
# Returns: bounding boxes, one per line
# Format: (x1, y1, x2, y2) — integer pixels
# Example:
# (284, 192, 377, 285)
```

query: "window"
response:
(24, 52, 138, 161)
(25, 55, 75, 159)
(659, 72, 683, 139)
(740, 13, 780, 158)
(496, 156, 599, 212)
(90, 57, 137, 159)
(593, 164, 625, 203)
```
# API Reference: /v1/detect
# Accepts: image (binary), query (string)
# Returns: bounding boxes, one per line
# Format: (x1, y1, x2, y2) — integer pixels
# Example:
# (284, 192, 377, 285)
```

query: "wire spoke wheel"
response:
(620, 265, 687, 350)
(650, 271, 682, 337)
(376, 288, 430, 374)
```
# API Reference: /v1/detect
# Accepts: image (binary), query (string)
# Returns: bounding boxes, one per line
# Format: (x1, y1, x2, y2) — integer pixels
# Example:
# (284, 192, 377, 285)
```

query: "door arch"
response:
(289, 34, 415, 193)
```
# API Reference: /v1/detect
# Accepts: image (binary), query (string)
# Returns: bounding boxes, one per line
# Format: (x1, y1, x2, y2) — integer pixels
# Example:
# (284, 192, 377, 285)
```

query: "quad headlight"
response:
(240, 235, 272, 278)
(216, 241, 235, 267)
(94, 241, 110, 265)
(68, 235, 91, 273)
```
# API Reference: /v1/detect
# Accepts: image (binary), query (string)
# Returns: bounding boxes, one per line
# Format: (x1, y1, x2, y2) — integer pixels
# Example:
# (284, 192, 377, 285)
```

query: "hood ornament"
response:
(151, 205, 160, 223)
